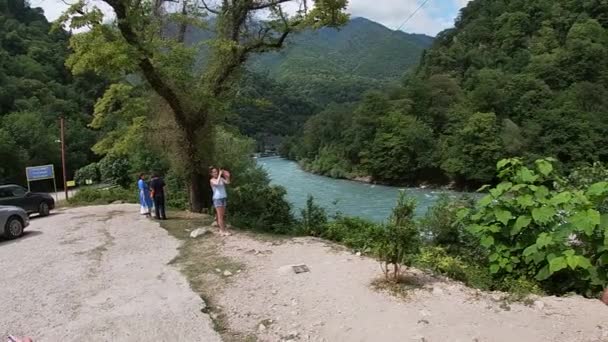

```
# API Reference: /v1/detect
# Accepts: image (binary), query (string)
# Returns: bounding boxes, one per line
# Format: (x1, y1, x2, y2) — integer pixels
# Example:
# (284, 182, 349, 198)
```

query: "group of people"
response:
(137, 167, 231, 236)
(138, 173, 167, 220)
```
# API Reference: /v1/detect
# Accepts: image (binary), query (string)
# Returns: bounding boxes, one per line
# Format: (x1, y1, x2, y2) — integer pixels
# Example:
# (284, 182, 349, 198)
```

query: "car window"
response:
(11, 186, 26, 197)
(0, 189, 11, 198)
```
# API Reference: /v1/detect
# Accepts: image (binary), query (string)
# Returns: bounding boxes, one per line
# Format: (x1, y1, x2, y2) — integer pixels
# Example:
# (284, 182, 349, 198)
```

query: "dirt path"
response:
(0, 204, 220, 342)
(200, 233, 608, 342)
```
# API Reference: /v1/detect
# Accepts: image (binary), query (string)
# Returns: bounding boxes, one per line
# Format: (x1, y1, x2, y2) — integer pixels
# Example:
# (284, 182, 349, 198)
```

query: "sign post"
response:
(26, 165, 57, 201)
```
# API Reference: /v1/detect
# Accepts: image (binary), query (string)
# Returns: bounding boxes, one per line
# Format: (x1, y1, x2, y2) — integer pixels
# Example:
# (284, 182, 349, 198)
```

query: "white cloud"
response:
(33, 0, 472, 36)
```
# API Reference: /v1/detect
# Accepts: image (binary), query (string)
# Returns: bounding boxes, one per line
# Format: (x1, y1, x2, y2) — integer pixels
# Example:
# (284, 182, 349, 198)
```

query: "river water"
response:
(259, 157, 464, 222)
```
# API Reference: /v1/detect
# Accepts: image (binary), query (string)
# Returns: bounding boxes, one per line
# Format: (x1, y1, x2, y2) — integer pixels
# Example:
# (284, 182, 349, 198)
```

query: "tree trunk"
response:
(601, 288, 608, 305)
(188, 170, 211, 212)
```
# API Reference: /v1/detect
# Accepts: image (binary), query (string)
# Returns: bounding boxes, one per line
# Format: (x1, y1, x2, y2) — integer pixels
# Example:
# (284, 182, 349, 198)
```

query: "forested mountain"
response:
(249, 17, 433, 105)
(0, 0, 105, 186)
(287, 0, 608, 188)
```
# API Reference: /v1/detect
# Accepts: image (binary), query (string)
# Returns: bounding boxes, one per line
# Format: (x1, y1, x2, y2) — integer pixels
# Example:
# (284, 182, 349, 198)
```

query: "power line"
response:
(394, 0, 432, 32)
(350, 0, 432, 74)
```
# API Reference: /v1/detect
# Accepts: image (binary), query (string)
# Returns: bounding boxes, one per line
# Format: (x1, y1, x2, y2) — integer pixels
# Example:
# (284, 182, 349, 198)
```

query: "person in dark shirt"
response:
(149, 172, 167, 220)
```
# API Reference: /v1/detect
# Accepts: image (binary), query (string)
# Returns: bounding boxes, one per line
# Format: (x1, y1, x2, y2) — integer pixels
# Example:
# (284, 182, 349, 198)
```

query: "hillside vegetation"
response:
(287, 0, 608, 188)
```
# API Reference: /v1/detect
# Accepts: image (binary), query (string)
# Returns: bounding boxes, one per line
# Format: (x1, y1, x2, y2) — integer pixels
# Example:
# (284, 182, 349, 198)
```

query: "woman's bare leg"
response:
(216, 206, 226, 232)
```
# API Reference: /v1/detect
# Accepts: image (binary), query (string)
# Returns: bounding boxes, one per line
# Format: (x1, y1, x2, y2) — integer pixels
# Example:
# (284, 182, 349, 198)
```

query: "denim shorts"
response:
(213, 198, 227, 208)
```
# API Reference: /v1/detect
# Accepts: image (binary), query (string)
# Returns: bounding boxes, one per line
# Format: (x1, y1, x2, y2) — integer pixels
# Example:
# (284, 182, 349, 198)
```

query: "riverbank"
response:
(164, 211, 608, 342)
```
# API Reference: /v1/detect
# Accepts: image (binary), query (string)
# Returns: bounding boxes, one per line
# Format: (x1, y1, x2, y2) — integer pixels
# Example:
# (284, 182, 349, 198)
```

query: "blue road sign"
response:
(26, 165, 55, 181)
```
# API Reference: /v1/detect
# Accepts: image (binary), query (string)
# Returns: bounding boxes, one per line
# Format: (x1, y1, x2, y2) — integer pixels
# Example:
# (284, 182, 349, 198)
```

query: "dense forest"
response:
(284, 0, 608, 188)
(0, 0, 105, 186)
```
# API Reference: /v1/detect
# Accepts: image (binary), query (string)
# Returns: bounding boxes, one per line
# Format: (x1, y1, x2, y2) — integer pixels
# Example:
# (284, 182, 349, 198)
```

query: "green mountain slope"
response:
(248, 17, 433, 105)
(251, 17, 432, 81)
(288, 0, 608, 186)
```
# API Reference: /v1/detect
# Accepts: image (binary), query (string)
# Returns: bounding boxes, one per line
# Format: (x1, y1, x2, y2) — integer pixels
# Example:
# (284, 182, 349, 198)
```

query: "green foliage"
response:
(0, 2, 105, 185)
(74, 162, 100, 185)
(374, 192, 422, 280)
(98, 155, 131, 188)
(289, 0, 608, 188)
(461, 158, 608, 296)
(414, 247, 493, 290)
(229, 183, 295, 234)
(298, 195, 328, 236)
(323, 216, 383, 252)
(68, 186, 136, 206)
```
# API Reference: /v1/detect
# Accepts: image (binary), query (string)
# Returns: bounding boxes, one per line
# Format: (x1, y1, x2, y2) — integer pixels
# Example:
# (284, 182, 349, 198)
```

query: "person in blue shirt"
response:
(137, 173, 153, 217)
(210, 167, 231, 236)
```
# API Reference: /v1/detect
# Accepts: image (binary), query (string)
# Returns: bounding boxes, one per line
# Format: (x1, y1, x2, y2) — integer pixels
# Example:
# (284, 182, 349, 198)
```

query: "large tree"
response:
(60, 0, 348, 211)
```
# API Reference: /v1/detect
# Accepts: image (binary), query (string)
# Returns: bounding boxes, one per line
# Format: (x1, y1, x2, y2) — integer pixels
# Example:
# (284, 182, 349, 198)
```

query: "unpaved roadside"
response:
(187, 230, 608, 342)
(0, 204, 220, 342)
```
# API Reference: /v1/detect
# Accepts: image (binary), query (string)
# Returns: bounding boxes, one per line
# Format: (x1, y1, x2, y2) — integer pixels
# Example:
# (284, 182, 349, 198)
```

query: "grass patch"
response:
(159, 210, 253, 341)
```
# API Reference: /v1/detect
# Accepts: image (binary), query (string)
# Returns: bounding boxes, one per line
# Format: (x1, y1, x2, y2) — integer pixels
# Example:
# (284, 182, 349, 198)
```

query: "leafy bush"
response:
(229, 183, 295, 234)
(460, 158, 608, 296)
(374, 192, 421, 280)
(165, 170, 189, 210)
(298, 195, 328, 236)
(323, 216, 383, 252)
(98, 155, 132, 187)
(414, 247, 493, 290)
(421, 194, 483, 261)
(68, 186, 136, 205)
(74, 163, 100, 185)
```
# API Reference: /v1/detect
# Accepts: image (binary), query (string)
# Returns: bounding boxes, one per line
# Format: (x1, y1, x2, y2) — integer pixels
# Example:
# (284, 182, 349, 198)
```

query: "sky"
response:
(31, 0, 471, 36)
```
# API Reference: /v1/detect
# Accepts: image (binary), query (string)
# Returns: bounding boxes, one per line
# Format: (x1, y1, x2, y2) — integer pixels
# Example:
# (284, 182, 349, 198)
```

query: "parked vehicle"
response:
(0, 185, 55, 216)
(0, 205, 29, 239)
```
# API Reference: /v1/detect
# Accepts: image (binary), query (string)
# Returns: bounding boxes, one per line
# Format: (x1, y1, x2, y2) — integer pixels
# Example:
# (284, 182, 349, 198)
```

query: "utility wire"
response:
(350, 0, 432, 74)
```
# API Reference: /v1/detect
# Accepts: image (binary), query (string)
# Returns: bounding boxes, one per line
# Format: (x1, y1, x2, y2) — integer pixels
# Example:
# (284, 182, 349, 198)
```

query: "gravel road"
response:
(0, 204, 221, 342)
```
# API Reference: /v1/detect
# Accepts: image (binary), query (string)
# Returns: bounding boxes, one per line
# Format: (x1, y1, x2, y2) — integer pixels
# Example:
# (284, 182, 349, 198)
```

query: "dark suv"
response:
(0, 185, 55, 216)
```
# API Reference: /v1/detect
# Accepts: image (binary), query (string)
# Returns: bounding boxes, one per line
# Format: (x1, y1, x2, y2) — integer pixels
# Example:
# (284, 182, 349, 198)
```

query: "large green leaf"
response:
(490, 264, 501, 274)
(536, 159, 553, 176)
(549, 192, 572, 205)
(511, 215, 532, 236)
(497, 159, 510, 170)
(517, 167, 538, 183)
(586, 181, 608, 197)
(516, 194, 535, 208)
(535, 233, 553, 248)
(522, 244, 537, 257)
(478, 195, 493, 207)
(535, 265, 551, 281)
(532, 206, 555, 224)
(569, 209, 600, 235)
(548, 256, 567, 273)
(494, 209, 513, 225)
(481, 235, 495, 248)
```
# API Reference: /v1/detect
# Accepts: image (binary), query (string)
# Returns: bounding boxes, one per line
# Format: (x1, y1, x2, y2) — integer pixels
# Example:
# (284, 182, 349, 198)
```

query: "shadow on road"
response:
(29, 212, 61, 221)
(0, 230, 43, 246)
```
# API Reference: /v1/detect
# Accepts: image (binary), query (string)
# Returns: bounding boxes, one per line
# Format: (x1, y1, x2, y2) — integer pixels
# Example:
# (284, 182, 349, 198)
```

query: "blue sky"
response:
(33, 0, 470, 36)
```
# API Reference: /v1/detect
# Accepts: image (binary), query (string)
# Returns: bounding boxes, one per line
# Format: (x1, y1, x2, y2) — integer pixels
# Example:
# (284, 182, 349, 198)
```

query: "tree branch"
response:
(200, 0, 220, 14)
(103, 0, 190, 129)
(249, 0, 294, 10)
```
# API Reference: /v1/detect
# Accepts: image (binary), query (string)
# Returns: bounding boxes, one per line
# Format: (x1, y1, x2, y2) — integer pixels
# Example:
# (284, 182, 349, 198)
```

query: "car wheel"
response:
(4, 216, 24, 239)
(39, 201, 50, 217)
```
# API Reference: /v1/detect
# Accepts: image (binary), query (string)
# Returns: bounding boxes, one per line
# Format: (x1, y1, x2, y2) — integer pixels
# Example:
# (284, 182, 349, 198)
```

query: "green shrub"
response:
(414, 247, 493, 290)
(68, 186, 136, 205)
(421, 194, 484, 261)
(298, 195, 328, 236)
(374, 192, 421, 280)
(74, 163, 100, 185)
(165, 170, 188, 210)
(99, 155, 132, 187)
(229, 183, 295, 234)
(324, 216, 384, 252)
(460, 158, 608, 296)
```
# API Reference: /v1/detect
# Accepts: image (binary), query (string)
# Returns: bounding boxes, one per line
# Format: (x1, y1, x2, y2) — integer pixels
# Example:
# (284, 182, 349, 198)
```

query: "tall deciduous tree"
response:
(60, 0, 348, 211)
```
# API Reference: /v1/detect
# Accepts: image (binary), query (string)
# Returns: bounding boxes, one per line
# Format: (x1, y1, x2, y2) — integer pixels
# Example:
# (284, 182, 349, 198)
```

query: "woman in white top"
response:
(210, 167, 231, 236)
